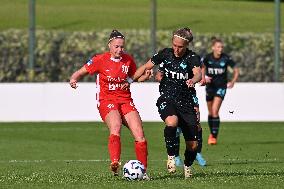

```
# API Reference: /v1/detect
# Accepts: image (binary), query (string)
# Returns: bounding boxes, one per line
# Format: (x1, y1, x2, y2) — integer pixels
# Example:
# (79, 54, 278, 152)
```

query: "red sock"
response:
(108, 134, 121, 163)
(135, 140, 148, 170)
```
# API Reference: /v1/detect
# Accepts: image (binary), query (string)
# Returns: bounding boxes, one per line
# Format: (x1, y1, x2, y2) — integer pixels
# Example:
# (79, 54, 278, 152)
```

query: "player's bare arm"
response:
(137, 69, 153, 82)
(199, 64, 207, 86)
(227, 66, 239, 89)
(186, 66, 202, 88)
(69, 66, 88, 89)
(121, 60, 154, 90)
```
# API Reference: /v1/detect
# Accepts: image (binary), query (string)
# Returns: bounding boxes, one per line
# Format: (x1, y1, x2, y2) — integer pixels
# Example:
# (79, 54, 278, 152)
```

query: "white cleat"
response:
(184, 165, 193, 179)
(142, 173, 150, 181)
(167, 155, 176, 173)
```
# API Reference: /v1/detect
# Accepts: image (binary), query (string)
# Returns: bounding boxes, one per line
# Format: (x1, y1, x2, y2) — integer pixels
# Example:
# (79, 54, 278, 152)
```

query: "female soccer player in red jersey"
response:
(200, 37, 239, 145)
(69, 30, 150, 179)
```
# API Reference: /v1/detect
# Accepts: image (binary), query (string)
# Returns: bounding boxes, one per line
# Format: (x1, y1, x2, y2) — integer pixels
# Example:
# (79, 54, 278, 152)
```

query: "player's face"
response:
(212, 42, 224, 57)
(108, 38, 125, 58)
(172, 36, 188, 57)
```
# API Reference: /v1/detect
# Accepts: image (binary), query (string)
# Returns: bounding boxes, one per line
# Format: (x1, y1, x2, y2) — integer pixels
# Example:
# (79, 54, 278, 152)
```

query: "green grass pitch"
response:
(0, 122, 283, 188)
(1, 0, 284, 33)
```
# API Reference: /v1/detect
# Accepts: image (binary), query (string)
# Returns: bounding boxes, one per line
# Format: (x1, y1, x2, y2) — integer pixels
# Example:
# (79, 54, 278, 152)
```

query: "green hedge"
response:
(0, 30, 283, 82)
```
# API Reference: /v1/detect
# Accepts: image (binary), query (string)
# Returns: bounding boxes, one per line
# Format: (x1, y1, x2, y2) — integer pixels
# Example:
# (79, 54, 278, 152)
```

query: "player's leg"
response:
(121, 101, 148, 170)
(157, 97, 179, 173)
(206, 86, 217, 144)
(101, 103, 123, 176)
(123, 111, 148, 169)
(174, 127, 183, 166)
(194, 106, 206, 166)
(180, 112, 198, 178)
(210, 96, 223, 142)
(164, 115, 179, 173)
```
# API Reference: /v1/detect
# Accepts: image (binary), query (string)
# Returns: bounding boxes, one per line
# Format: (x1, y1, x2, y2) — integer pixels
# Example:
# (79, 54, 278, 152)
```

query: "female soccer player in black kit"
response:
(200, 37, 239, 145)
(156, 65, 206, 167)
(121, 28, 202, 178)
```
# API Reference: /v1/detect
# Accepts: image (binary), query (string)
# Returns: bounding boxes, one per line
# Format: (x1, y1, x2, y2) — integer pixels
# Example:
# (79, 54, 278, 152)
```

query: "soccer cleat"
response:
(208, 134, 217, 145)
(184, 165, 193, 179)
(110, 161, 121, 176)
(142, 173, 150, 180)
(175, 155, 184, 167)
(167, 155, 176, 173)
(196, 153, 206, 166)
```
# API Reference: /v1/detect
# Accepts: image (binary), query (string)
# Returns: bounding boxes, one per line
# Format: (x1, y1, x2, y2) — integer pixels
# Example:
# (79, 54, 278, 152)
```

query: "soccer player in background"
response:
(69, 30, 151, 179)
(156, 69, 206, 167)
(200, 37, 239, 145)
(122, 27, 202, 178)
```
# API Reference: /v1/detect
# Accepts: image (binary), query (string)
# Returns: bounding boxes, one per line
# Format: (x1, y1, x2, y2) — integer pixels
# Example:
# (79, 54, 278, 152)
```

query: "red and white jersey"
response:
(84, 52, 136, 102)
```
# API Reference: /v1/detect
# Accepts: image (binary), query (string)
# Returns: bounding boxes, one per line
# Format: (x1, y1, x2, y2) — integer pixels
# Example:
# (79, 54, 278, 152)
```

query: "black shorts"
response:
(156, 96, 198, 141)
(206, 86, 227, 101)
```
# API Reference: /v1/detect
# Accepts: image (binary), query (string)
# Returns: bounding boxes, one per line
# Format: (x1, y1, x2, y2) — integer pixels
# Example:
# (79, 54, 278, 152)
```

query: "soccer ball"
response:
(122, 160, 145, 181)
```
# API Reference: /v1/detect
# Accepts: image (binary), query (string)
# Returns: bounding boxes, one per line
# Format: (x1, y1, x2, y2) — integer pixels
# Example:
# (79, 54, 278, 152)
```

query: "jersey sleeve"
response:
(128, 56, 137, 77)
(201, 55, 208, 67)
(84, 55, 101, 75)
(157, 63, 165, 72)
(227, 56, 236, 68)
(189, 54, 201, 69)
(151, 49, 166, 65)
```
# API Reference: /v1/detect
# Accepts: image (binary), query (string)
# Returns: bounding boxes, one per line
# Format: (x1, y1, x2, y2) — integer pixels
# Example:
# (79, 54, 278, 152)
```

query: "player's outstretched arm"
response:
(132, 60, 155, 82)
(137, 69, 153, 82)
(69, 66, 88, 89)
(121, 60, 155, 89)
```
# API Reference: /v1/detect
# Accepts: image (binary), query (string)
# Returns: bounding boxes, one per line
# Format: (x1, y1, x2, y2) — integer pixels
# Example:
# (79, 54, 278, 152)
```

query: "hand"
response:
(186, 79, 195, 88)
(121, 82, 130, 90)
(145, 69, 154, 79)
(205, 75, 212, 83)
(70, 79, 78, 89)
(227, 81, 235, 89)
(199, 78, 206, 86)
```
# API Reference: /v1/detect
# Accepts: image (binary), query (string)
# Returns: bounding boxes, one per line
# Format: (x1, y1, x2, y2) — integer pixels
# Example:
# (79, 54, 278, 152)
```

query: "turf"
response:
(0, 122, 283, 188)
(0, 0, 283, 33)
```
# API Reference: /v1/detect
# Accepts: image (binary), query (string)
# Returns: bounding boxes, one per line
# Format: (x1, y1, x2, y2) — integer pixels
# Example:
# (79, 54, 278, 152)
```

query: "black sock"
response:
(211, 116, 220, 138)
(197, 128, 203, 153)
(174, 136, 180, 157)
(164, 126, 178, 156)
(208, 116, 213, 134)
(184, 149, 197, 166)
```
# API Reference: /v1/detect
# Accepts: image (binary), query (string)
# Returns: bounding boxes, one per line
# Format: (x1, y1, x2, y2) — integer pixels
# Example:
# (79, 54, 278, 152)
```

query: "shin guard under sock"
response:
(164, 126, 178, 156)
(135, 140, 148, 169)
(208, 116, 213, 134)
(108, 134, 121, 163)
(211, 116, 220, 138)
(197, 128, 203, 153)
(184, 149, 197, 167)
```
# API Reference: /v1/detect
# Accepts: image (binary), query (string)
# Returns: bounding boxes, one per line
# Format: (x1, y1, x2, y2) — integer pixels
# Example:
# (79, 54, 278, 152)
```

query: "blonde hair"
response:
(172, 27, 193, 42)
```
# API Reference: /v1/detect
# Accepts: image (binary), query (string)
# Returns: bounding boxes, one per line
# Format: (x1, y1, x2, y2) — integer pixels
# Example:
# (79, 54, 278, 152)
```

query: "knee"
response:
(165, 116, 178, 126)
(211, 109, 219, 117)
(108, 123, 122, 135)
